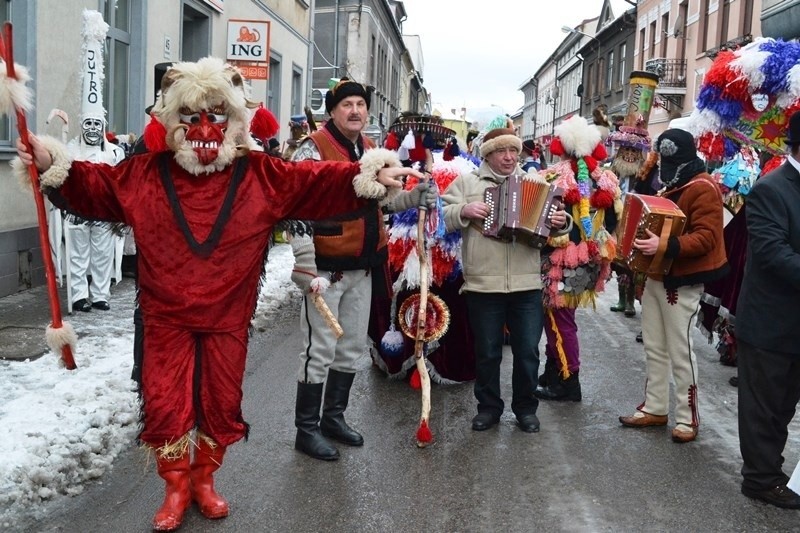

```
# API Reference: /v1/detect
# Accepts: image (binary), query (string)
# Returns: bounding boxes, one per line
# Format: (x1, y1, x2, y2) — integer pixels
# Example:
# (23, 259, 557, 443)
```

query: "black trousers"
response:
(738, 339, 800, 490)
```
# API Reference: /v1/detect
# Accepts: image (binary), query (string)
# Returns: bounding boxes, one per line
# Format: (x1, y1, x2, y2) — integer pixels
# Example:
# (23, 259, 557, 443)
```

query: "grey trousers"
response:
(297, 269, 372, 384)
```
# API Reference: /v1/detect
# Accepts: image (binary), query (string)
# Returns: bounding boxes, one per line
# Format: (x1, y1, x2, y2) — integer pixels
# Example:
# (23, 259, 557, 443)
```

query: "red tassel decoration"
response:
(416, 419, 433, 445)
(409, 367, 422, 389)
(584, 156, 598, 174)
(590, 188, 615, 209)
(143, 115, 168, 152)
(550, 137, 565, 157)
(564, 187, 581, 205)
(591, 143, 608, 162)
(385, 131, 400, 150)
(443, 141, 454, 161)
(250, 104, 280, 143)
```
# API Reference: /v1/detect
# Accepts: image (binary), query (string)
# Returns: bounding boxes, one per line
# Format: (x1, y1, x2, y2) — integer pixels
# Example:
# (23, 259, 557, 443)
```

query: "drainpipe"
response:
(307, 0, 316, 107)
(333, 0, 340, 78)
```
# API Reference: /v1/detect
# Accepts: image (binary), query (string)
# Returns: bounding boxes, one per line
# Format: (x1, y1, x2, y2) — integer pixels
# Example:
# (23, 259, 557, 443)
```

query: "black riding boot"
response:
(295, 382, 339, 461)
(320, 369, 364, 446)
(610, 283, 626, 312)
(534, 370, 582, 402)
(624, 281, 636, 317)
(537, 357, 557, 387)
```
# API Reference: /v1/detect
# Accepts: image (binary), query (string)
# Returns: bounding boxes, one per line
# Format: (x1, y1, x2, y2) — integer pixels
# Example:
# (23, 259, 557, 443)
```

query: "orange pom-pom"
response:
(564, 242, 579, 268)
(409, 368, 422, 389)
(549, 247, 565, 266)
(576, 240, 589, 263)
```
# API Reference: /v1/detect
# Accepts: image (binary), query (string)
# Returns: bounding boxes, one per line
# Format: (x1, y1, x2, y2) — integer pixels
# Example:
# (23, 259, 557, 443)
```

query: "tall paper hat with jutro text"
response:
(79, 10, 109, 124)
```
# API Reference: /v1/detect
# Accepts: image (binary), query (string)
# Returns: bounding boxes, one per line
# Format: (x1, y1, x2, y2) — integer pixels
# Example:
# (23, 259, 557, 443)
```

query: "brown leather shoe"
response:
(619, 412, 668, 427)
(671, 425, 698, 443)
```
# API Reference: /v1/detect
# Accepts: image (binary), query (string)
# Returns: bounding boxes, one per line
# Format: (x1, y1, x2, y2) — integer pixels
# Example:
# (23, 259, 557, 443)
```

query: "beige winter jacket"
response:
(441, 161, 571, 294)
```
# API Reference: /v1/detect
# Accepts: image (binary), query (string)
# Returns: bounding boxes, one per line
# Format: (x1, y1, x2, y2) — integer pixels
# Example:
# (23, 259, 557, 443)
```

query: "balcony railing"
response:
(644, 58, 688, 89)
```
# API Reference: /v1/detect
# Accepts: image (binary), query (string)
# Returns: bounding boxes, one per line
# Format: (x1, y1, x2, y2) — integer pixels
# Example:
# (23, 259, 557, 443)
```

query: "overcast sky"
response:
(401, 0, 633, 119)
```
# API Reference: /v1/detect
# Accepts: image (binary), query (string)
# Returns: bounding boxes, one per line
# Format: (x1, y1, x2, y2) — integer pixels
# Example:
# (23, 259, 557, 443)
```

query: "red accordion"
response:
(482, 176, 563, 248)
(615, 193, 687, 275)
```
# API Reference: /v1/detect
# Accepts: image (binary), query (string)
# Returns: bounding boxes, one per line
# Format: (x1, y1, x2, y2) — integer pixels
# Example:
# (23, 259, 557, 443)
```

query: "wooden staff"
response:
(0, 22, 76, 369)
(414, 189, 433, 448)
(311, 293, 343, 339)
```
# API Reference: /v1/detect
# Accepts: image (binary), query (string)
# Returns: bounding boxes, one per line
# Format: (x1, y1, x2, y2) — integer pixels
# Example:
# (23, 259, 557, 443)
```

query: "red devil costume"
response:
(14, 57, 412, 531)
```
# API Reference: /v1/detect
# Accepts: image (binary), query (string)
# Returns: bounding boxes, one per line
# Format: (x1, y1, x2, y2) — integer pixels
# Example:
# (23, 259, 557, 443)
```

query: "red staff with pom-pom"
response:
(0, 22, 76, 369)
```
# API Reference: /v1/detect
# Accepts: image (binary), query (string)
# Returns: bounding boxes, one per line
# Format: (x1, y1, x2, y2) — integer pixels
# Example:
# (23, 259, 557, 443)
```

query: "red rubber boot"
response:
(152, 453, 192, 531)
(190, 438, 229, 519)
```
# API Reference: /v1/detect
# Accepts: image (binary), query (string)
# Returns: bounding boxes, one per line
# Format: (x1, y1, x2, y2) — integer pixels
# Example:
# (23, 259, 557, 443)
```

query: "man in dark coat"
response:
(737, 110, 800, 509)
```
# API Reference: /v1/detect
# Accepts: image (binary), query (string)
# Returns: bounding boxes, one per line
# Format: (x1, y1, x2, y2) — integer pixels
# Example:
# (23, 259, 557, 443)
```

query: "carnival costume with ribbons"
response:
(541, 116, 621, 310)
(11, 56, 404, 531)
(691, 37, 800, 161)
(372, 112, 475, 385)
(375, 151, 477, 385)
(536, 116, 621, 395)
(688, 38, 798, 368)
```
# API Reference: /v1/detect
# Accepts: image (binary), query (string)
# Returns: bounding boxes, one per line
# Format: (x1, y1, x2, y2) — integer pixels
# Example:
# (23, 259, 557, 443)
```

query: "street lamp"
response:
(561, 25, 600, 44)
(561, 25, 602, 119)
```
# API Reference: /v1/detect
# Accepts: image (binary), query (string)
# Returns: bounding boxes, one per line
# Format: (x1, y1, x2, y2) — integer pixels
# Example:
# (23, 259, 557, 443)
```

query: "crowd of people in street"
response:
(10, 46, 800, 530)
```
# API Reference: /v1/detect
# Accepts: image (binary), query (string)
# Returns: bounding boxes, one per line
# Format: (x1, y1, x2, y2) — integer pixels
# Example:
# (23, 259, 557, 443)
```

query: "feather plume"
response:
(0, 62, 32, 112)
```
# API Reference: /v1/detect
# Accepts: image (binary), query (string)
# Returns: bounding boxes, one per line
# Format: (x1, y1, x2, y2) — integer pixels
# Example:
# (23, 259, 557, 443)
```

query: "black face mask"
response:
(658, 157, 706, 189)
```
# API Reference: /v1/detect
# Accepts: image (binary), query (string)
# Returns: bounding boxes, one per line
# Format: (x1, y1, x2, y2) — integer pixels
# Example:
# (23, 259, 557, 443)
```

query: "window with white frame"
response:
(291, 65, 303, 115)
(618, 42, 627, 88)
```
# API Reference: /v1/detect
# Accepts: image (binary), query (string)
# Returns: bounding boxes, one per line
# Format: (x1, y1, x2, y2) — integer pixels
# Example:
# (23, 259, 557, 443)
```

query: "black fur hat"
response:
(325, 78, 372, 114)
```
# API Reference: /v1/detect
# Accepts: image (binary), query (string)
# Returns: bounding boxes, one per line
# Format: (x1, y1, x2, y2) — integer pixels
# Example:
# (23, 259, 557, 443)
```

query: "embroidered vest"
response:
(308, 129, 387, 271)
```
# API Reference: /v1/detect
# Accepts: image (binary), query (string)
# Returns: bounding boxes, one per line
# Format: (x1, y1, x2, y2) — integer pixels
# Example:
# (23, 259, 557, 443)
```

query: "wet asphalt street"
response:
(14, 281, 800, 533)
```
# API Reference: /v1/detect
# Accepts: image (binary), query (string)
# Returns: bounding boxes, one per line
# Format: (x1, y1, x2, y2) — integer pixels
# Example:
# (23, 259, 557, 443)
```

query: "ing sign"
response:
(227, 19, 270, 63)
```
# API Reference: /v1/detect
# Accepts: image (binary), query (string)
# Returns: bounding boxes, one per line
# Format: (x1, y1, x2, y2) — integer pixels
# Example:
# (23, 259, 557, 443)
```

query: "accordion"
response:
(615, 193, 687, 275)
(482, 176, 563, 248)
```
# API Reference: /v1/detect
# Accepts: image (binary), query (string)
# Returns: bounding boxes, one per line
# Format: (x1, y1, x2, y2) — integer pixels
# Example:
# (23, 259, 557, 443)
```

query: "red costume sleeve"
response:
(48, 151, 380, 331)
(248, 154, 367, 220)
(48, 159, 130, 224)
